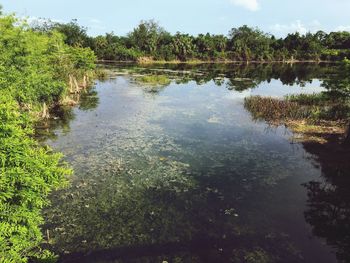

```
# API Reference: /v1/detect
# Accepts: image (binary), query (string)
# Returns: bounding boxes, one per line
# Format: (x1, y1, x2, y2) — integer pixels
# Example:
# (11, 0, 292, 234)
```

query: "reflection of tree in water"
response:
(79, 89, 99, 111)
(35, 87, 100, 141)
(240, 63, 350, 262)
(117, 62, 341, 92)
(321, 64, 350, 98)
(35, 105, 75, 141)
(302, 140, 350, 263)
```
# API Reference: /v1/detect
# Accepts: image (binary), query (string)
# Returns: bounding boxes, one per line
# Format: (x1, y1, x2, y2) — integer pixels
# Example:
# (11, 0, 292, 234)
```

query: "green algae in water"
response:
(42, 63, 349, 263)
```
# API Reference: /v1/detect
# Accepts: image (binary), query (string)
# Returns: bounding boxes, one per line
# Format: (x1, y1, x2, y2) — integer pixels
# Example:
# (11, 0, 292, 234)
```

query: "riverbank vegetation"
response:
(244, 76, 350, 145)
(0, 10, 96, 262)
(244, 95, 348, 144)
(34, 19, 350, 62)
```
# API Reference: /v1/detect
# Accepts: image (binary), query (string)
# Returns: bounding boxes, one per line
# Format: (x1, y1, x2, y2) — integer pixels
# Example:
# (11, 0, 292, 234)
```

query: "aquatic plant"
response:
(286, 93, 331, 106)
(94, 68, 109, 80)
(244, 91, 350, 144)
(136, 75, 171, 86)
(244, 96, 311, 121)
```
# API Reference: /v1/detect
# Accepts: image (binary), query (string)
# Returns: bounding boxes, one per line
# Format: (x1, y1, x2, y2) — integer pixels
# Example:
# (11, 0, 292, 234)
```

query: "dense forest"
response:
(34, 19, 350, 62)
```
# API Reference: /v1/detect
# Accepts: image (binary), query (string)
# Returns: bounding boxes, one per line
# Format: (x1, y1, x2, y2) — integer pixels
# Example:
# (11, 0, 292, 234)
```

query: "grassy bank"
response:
(0, 14, 96, 262)
(100, 58, 337, 65)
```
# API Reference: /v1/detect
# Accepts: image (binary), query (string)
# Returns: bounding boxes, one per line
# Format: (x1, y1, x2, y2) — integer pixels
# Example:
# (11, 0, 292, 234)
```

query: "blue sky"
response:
(2, 0, 350, 37)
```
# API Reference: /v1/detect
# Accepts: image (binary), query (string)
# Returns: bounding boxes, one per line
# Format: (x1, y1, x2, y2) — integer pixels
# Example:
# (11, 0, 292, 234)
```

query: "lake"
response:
(41, 63, 349, 263)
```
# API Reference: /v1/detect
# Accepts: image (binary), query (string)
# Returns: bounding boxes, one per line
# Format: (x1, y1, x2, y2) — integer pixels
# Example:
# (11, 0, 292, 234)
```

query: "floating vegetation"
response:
(94, 68, 110, 80)
(136, 74, 171, 86)
(207, 115, 222, 124)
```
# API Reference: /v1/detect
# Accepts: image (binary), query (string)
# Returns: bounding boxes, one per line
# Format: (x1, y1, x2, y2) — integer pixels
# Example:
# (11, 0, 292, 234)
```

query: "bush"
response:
(0, 94, 72, 262)
(0, 16, 96, 105)
(0, 13, 94, 262)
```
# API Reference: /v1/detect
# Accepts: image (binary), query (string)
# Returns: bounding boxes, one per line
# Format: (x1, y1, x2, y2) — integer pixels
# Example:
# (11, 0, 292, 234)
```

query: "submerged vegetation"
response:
(0, 10, 96, 262)
(40, 61, 350, 262)
(33, 19, 350, 62)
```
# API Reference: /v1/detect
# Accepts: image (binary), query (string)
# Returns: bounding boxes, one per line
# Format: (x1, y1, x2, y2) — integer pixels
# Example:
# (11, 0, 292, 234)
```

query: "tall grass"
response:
(245, 94, 350, 122)
(244, 96, 313, 121)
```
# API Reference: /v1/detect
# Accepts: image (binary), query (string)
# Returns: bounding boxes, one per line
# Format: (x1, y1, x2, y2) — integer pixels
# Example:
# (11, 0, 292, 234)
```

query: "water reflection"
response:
(41, 63, 350, 263)
(105, 62, 339, 90)
(302, 139, 350, 263)
(36, 85, 100, 141)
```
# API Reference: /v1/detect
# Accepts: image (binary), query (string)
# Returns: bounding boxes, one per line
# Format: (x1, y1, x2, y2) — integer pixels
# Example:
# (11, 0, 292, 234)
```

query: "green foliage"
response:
(171, 32, 196, 61)
(136, 75, 171, 86)
(0, 16, 96, 105)
(128, 20, 166, 55)
(286, 93, 331, 106)
(48, 19, 350, 63)
(342, 57, 350, 64)
(50, 19, 89, 47)
(0, 12, 95, 262)
(0, 93, 72, 262)
(228, 25, 273, 61)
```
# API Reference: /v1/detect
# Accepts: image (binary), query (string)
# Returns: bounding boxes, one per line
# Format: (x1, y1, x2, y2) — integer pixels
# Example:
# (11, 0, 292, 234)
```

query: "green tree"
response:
(128, 20, 167, 55)
(52, 19, 89, 47)
(228, 25, 272, 61)
(171, 32, 195, 61)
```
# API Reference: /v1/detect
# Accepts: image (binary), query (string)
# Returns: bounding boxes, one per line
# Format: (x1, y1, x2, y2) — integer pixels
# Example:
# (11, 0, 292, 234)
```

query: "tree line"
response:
(34, 19, 350, 62)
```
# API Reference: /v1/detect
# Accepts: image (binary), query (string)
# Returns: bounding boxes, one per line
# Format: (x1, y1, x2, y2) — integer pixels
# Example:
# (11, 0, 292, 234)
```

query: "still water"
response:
(42, 63, 349, 263)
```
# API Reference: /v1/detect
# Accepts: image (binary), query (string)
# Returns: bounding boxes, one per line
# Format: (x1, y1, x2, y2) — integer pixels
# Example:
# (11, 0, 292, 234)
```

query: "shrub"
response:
(0, 94, 72, 262)
(0, 13, 94, 262)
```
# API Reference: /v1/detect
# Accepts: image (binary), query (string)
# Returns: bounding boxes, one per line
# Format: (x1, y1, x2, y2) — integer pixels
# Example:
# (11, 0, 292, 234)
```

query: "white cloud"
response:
(269, 20, 323, 36)
(230, 0, 259, 11)
(335, 25, 350, 32)
(21, 16, 64, 25)
(270, 20, 307, 35)
(87, 18, 106, 31)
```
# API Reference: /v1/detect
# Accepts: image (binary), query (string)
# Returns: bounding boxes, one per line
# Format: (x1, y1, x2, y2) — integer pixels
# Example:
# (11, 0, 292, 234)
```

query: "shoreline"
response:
(97, 59, 338, 65)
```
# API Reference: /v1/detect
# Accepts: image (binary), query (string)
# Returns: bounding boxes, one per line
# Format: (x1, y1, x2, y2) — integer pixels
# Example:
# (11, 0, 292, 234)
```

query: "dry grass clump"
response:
(244, 95, 348, 144)
(244, 96, 312, 121)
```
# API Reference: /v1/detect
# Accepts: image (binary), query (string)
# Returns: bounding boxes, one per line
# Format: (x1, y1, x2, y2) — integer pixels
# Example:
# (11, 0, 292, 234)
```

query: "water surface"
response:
(43, 63, 349, 263)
